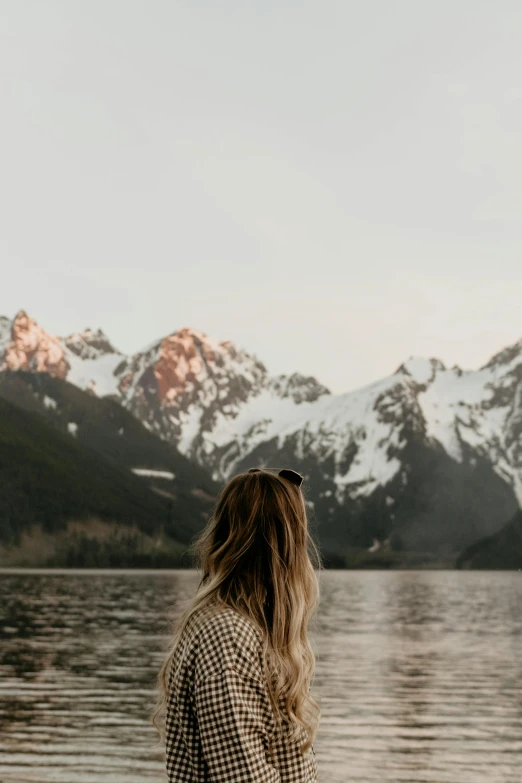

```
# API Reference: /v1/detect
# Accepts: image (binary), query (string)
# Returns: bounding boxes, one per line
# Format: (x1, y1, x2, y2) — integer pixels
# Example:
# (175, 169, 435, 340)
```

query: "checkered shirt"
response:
(165, 603, 319, 782)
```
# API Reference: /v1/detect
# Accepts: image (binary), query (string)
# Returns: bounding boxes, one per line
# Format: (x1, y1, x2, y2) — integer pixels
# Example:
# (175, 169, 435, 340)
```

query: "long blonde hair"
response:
(154, 467, 323, 755)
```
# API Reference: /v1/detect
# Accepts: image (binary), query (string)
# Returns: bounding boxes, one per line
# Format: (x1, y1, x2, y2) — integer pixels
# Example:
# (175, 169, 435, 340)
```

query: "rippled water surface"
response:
(0, 570, 521, 782)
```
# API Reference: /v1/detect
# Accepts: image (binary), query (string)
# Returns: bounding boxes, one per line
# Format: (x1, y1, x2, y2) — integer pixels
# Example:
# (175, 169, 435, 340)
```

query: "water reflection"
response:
(0, 570, 521, 782)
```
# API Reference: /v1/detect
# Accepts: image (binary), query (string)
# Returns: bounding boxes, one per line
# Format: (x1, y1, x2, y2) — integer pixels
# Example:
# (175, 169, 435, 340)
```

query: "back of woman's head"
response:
(197, 468, 321, 629)
(155, 467, 323, 754)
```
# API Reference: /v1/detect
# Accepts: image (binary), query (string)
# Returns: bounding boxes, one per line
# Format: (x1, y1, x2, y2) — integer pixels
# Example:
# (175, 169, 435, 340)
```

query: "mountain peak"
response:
(63, 327, 121, 359)
(395, 356, 446, 385)
(481, 338, 522, 371)
(269, 372, 331, 404)
(177, 326, 211, 341)
(136, 326, 219, 358)
(1, 310, 69, 378)
(166, 327, 220, 357)
(148, 326, 264, 404)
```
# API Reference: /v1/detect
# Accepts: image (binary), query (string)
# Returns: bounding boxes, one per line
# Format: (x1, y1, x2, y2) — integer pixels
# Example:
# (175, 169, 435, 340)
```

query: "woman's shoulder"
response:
(189, 602, 263, 644)
(188, 603, 265, 683)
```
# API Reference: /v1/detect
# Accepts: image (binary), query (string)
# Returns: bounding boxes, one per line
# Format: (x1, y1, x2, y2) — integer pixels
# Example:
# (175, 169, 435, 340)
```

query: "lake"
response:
(0, 570, 521, 782)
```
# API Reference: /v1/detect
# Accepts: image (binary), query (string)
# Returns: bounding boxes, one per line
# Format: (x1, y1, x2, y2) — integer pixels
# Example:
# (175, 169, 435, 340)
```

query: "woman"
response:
(154, 466, 322, 782)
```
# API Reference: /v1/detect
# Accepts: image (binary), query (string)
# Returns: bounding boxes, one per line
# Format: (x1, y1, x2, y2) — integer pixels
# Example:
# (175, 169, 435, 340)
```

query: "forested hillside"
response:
(0, 376, 218, 566)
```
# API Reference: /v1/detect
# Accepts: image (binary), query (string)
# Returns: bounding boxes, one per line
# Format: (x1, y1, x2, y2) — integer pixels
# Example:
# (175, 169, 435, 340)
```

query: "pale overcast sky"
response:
(1, 0, 521, 393)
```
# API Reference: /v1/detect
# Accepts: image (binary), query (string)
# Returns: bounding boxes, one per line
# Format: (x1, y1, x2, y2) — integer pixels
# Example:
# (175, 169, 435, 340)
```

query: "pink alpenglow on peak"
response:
(2, 310, 69, 378)
(116, 326, 267, 408)
(155, 329, 217, 403)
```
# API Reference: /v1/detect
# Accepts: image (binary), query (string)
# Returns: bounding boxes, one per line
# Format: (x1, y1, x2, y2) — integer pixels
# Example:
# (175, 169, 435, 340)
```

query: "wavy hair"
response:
(153, 467, 323, 755)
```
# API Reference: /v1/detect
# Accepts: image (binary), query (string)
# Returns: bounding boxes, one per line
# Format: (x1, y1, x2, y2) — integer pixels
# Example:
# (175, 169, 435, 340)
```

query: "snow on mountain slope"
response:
(181, 384, 331, 475)
(66, 352, 124, 397)
(398, 345, 522, 504)
(185, 373, 404, 494)
(63, 328, 124, 397)
(199, 372, 417, 500)
(181, 345, 522, 518)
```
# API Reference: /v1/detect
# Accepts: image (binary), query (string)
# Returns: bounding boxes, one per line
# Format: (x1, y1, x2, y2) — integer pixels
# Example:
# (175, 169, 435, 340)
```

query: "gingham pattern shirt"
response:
(165, 603, 319, 782)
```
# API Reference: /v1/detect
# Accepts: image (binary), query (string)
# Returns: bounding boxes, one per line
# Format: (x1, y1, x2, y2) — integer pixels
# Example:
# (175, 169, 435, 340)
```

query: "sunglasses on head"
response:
(247, 467, 304, 487)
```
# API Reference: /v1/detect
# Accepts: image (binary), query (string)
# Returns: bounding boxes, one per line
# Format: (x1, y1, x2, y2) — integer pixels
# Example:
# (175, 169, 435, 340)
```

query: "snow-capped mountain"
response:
(223, 352, 521, 553)
(1, 309, 521, 556)
(63, 327, 120, 361)
(114, 327, 331, 473)
(62, 327, 124, 397)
